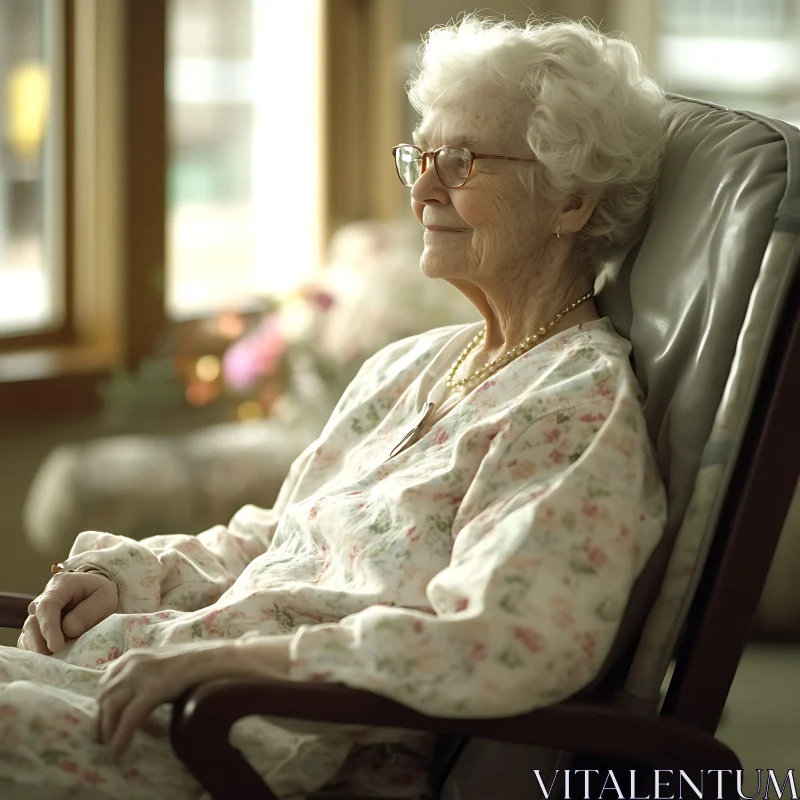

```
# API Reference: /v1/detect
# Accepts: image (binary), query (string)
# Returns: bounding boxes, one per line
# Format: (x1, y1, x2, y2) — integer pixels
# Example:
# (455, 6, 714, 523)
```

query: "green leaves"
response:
(568, 557, 597, 575)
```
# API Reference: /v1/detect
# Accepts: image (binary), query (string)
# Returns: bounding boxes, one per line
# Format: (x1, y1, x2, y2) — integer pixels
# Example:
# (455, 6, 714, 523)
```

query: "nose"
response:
(410, 154, 450, 207)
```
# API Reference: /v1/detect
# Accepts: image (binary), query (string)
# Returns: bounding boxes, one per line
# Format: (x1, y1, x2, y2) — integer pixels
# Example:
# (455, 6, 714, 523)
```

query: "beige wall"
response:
(399, 0, 610, 41)
(397, 0, 659, 62)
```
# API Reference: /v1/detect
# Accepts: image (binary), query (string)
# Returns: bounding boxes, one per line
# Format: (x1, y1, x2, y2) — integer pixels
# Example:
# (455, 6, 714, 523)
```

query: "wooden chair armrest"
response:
(0, 592, 35, 629)
(170, 677, 741, 799)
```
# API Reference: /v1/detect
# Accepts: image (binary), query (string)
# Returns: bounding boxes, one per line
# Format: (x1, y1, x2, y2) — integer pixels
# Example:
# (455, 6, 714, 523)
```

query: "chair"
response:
(2, 94, 799, 799)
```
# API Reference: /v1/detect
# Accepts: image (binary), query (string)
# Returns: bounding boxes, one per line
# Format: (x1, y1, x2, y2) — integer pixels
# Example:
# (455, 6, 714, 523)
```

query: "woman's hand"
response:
(96, 634, 293, 763)
(19, 571, 119, 655)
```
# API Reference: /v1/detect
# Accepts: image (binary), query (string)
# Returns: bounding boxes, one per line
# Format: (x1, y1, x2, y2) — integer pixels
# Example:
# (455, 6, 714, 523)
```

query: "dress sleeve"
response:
(287, 388, 668, 718)
(57, 337, 419, 615)
(62, 446, 315, 614)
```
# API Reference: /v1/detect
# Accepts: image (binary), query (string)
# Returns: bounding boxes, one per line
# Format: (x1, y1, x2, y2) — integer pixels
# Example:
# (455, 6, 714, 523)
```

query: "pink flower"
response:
(582, 502, 600, 518)
(307, 289, 335, 311)
(576, 631, 597, 657)
(95, 647, 122, 666)
(595, 383, 614, 400)
(467, 642, 488, 662)
(203, 609, 223, 633)
(433, 429, 449, 446)
(61, 761, 79, 774)
(553, 608, 575, 629)
(580, 412, 606, 423)
(222, 315, 287, 390)
(587, 547, 608, 568)
(549, 449, 565, 464)
(512, 626, 544, 653)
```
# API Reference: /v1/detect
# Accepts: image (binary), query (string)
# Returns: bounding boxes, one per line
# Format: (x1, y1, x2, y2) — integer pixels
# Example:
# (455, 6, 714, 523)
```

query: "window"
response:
(658, 0, 800, 127)
(0, 0, 65, 336)
(167, 0, 323, 319)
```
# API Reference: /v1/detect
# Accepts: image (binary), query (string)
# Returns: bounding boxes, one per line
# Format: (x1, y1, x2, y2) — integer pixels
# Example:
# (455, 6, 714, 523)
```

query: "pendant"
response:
(386, 403, 436, 461)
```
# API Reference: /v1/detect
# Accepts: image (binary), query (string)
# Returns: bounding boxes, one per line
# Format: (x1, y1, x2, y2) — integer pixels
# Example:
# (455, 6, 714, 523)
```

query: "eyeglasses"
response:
(392, 144, 537, 189)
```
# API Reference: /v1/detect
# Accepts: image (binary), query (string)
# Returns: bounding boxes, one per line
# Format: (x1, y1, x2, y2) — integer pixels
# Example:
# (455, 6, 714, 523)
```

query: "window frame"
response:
(0, 0, 76, 353)
(0, 0, 125, 419)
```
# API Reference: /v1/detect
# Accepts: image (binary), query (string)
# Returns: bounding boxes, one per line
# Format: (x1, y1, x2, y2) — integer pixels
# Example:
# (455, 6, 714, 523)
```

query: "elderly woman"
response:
(0, 15, 667, 800)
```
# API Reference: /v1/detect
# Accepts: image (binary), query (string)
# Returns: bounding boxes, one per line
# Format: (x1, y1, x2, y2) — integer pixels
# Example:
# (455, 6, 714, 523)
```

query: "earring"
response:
(556, 225, 562, 239)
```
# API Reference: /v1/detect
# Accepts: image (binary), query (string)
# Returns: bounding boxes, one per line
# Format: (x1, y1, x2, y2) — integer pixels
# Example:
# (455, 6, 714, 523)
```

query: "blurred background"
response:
(0, 0, 799, 783)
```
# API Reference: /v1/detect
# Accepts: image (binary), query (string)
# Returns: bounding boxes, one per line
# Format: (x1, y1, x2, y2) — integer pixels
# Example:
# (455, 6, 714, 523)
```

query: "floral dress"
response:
(0, 316, 667, 798)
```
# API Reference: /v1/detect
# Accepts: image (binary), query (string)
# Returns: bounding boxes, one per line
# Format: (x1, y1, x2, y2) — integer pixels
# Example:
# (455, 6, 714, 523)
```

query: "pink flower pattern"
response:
(0, 317, 666, 798)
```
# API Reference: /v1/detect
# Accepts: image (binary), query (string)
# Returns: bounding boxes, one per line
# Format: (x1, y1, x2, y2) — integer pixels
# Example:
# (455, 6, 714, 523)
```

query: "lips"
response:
(424, 225, 466, 231)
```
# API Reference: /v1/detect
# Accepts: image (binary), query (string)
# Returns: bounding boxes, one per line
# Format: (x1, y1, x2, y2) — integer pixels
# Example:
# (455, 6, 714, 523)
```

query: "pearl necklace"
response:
(385, 288, 595, 462)
(445, 289, 595, 393)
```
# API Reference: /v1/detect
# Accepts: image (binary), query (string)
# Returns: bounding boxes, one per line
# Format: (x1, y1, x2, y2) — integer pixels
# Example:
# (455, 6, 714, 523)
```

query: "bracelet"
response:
(50, 562, 117, 585)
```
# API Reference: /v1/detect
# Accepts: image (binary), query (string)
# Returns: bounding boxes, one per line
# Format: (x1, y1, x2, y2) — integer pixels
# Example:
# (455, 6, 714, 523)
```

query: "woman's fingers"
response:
(107, 696, 153, 763)
(95, 692, 105, 744)
(61, 585, 115, 639)
(97, 655, 160, 762)
(98, 681, 130, 749)
(96, 646, 230, 762)
(18, 614, 51, 655)
(34, 575, 76, 653)
(97, 654, 140, 746)
(35, 598, 66, 653)
(33, 572, 117, 653)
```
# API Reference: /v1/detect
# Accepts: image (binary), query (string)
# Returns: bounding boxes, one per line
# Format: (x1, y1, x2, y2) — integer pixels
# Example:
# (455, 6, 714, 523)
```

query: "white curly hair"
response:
(407, 14, 666, 287)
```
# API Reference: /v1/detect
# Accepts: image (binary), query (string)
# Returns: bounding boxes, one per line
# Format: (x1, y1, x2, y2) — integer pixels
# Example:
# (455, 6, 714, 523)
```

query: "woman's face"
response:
(410, 85, 555, 289)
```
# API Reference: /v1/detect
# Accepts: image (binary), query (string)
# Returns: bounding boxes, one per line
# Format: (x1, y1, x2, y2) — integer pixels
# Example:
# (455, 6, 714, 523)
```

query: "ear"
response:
(554, 193, 600, 236)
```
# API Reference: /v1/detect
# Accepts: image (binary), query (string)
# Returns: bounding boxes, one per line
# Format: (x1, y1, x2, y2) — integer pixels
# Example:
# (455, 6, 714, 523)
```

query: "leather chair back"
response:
(440, 94, 800, 799)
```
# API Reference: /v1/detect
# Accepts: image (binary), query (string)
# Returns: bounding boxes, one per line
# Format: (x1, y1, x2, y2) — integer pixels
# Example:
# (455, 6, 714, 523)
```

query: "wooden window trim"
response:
(0, 0, 146, 419)
(123, 0, 167, 371)
(323, 0, 400, 239)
